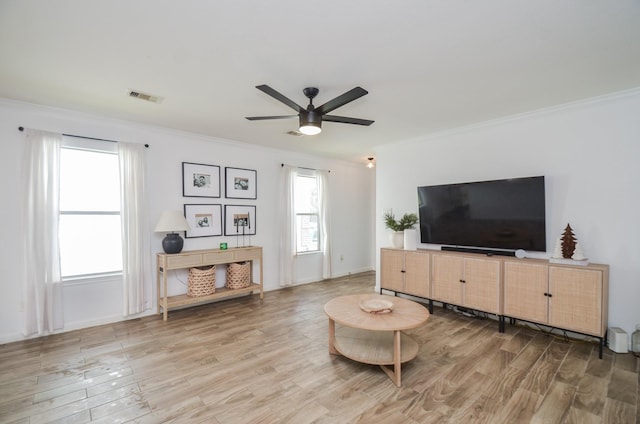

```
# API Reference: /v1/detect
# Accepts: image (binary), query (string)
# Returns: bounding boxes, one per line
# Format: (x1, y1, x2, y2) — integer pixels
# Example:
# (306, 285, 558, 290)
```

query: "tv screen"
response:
(417, 176, 546, 253)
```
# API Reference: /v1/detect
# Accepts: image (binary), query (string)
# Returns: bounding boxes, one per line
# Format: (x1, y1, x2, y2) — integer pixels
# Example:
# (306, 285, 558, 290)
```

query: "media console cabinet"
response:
(157, 246, 263, 321)
(380, 248, 609, 358)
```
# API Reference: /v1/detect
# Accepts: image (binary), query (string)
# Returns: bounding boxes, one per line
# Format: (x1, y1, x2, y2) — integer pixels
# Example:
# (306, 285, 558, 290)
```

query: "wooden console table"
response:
(157, 246, 263, 320)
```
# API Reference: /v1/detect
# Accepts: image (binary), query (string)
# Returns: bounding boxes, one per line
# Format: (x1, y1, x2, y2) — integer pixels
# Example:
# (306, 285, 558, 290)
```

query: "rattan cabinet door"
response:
(462, 257, 501, 314)
(503, 261, 549, 324)
(431, 254, 463, 305)
(380, 249, 405, 292)
(404, 251, 430, 298)
(548, 266, 604, 336)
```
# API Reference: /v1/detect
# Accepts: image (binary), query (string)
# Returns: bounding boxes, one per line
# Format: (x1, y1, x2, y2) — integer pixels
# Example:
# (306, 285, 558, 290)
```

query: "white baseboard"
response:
(1, 268, 376, 344)
(62, 310, 156, 333)
(0, 310, 157, 345)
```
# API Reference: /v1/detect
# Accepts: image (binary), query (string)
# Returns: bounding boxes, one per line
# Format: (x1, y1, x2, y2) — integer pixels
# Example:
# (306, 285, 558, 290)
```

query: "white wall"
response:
(0, 99, 375, 343)
(375, 89, 640, 339)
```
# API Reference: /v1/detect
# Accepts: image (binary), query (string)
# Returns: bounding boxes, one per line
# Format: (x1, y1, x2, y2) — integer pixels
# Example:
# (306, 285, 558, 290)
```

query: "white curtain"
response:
(278, 165, 296, 287)
(23, 129, 64, 336)
(118, 142, 151, 316)
(278, 165, 332, 286)
(317, 170, 332, 279)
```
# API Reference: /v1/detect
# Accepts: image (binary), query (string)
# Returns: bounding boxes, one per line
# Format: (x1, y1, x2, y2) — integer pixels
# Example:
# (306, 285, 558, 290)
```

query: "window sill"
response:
(295, 251, 322, 257)
(63, 272, 122, 286)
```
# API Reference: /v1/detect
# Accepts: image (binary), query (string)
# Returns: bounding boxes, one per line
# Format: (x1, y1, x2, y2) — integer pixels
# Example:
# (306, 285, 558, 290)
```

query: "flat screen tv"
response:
(417, 176, 546, 254)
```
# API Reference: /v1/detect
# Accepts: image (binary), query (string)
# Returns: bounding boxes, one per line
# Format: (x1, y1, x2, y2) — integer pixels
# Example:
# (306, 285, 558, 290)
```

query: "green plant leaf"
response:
(383, 211, 418, 231)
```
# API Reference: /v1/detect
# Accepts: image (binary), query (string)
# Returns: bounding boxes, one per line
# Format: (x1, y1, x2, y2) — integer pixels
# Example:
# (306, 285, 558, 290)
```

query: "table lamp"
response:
(154, 210, 191, 254)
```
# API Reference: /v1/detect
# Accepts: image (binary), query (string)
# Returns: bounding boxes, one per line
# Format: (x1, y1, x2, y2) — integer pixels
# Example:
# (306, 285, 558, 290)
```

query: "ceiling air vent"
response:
(128, 90, 163, 103)
(286, 130, 304, 136)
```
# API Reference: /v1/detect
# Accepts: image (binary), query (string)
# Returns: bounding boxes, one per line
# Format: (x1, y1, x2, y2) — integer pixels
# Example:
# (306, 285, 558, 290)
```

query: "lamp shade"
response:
(154, 210, 190, 233)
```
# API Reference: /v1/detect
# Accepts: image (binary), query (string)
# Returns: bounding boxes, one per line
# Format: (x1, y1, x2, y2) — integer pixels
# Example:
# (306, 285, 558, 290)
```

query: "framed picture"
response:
(184, 204, 222, 238)
(224, 205, 256, 236)
(225, 167, 257, 199)
(183, 162, 221, 198)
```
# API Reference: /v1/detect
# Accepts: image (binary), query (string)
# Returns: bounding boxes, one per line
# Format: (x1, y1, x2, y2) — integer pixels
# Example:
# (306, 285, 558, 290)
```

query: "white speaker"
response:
(608, 327, 628, 353)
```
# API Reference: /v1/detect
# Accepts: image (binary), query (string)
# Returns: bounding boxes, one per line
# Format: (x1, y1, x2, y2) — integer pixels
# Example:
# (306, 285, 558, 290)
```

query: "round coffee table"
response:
(324, 294, 429, 387)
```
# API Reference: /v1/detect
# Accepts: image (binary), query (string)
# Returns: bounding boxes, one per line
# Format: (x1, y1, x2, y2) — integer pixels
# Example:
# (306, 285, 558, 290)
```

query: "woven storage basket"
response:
(187, 265, 216, 297)
(226, 262, 250, 289)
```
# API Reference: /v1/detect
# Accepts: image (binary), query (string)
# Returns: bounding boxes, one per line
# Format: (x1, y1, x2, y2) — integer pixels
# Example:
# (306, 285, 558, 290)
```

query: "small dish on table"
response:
(359, 298, 393, 314)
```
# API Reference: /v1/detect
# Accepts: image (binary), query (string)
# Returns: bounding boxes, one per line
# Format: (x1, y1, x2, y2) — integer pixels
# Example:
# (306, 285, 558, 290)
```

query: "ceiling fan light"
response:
(299, 110, 322, 135)
(299, 124, 322, 135)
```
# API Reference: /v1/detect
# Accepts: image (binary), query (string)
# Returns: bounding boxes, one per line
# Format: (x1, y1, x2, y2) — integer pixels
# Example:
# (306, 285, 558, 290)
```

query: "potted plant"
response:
(383, 211, 418, 249)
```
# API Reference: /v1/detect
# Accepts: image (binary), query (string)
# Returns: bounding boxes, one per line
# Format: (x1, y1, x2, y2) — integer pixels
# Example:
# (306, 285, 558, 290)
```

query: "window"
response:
(58, 137, 122, 278)
(295, 172, 320, 253)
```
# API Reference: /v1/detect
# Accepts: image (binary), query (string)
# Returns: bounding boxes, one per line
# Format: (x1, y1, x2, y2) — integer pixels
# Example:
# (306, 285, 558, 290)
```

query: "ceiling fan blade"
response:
(255, 85, 304, 113)
(323, 115, 374, 126)
(245, 115, 297, 121)
(316, 87, 368, 114)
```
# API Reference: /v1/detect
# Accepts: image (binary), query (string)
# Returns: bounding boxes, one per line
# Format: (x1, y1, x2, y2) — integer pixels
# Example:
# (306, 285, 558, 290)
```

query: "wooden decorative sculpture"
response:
(561, 223, 577, 258)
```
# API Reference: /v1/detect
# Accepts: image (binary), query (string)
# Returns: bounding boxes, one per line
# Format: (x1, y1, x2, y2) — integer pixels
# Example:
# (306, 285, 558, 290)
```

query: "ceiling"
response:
(1, 1, 639, 164)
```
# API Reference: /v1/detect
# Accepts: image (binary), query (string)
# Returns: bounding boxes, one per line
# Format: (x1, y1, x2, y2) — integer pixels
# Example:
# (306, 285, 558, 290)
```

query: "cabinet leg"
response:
(428, 299, 433, 314)
(599, 337, 604, 359)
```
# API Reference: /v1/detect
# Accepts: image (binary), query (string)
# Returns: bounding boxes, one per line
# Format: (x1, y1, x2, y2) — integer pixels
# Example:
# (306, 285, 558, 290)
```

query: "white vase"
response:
(390, 231, 404, 249)
(403, 229, 417, 250)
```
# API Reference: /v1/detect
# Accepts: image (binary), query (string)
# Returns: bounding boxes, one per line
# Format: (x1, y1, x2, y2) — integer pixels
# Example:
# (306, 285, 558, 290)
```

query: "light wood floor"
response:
(0, 272, 638, 423)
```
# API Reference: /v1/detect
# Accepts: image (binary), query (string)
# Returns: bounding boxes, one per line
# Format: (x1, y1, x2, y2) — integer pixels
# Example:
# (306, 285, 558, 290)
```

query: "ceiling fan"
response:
(245, 85, 374, 135)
